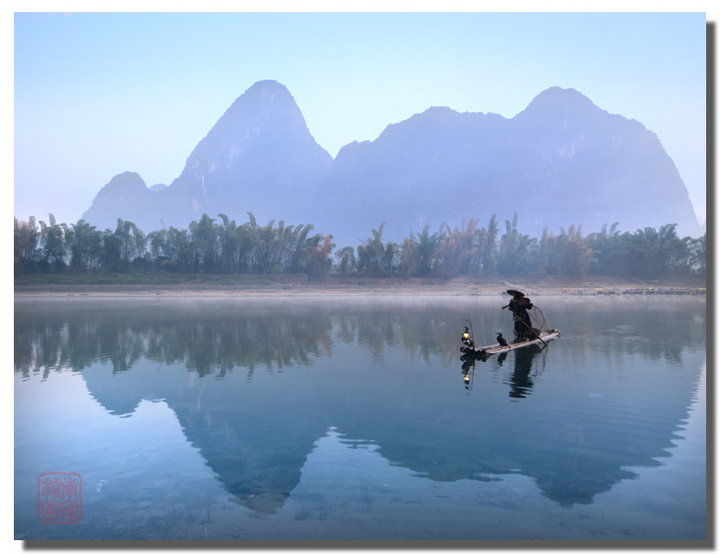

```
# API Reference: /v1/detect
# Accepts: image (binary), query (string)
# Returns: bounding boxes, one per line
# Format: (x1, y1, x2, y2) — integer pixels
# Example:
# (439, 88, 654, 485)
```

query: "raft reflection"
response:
(461, 343, 549, 398)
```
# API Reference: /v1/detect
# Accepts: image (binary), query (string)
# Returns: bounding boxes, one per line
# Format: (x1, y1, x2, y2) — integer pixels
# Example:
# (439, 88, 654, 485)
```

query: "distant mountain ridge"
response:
(81, 80, 702, 246)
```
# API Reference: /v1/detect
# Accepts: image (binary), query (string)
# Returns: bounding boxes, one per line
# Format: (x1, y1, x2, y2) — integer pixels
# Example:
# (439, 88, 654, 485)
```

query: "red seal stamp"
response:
(36, 472, 82, 524)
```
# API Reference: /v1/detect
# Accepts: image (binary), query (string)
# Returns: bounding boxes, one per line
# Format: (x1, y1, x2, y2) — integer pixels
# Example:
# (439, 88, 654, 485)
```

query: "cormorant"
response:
(497, 332, 509, 347)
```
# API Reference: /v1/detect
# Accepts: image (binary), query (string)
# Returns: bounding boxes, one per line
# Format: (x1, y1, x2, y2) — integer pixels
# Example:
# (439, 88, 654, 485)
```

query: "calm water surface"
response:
(14, 295, 706, 541)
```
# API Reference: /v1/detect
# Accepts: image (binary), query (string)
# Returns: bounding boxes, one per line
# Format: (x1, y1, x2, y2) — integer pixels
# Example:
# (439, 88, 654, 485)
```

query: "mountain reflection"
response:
(15, 296, 705, 512)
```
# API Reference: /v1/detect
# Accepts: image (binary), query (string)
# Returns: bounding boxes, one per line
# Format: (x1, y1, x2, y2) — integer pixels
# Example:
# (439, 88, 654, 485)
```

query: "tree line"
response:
(14, 212, 705, 281)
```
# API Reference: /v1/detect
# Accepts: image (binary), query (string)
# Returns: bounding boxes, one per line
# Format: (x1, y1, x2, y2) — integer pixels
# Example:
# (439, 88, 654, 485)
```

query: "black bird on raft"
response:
(497, 333, 509, 348)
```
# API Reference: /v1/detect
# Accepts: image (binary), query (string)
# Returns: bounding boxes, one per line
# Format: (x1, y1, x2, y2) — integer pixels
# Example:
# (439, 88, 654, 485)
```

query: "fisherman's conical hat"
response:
(506, 289, 525, 297)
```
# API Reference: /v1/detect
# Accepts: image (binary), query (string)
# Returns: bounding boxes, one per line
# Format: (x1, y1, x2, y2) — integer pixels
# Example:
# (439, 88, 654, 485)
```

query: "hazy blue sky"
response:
(13, 10, 709, 227)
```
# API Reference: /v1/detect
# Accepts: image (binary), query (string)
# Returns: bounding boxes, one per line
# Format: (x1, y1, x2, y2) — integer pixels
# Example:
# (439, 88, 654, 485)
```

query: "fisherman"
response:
(502, 289, 533, 342)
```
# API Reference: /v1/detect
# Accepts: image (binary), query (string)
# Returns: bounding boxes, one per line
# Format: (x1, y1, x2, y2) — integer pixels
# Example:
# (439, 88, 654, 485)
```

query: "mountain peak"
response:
(161, 79, 332, 225)
(177, 80, 325, 179)
(517, 86, 600, 119)
(245, 79, 291, 95)
(95, 171, 147, 199)
(207, 80, 305, 138)
(227, 80, 298, 116)
(81, 172, 151, 230)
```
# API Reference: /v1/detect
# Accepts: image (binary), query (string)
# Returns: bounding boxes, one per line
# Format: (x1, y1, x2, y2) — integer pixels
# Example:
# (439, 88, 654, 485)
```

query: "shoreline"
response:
(13, 278, 707, 298)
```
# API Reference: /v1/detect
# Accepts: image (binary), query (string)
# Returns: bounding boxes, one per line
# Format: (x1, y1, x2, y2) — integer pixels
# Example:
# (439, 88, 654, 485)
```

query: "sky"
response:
(10, 5, 711, 228)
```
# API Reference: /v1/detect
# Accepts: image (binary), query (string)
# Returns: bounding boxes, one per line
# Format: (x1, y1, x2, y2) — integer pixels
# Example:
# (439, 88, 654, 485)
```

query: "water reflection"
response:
(15, 296, 706, 521)
(461, 342, 548, 398)
(14, 298, 462, 378)
(506, 347, 539, 399)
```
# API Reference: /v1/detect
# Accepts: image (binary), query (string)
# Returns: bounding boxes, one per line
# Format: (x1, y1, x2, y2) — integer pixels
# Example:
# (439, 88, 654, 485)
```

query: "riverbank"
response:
(13, 275, 707, 298)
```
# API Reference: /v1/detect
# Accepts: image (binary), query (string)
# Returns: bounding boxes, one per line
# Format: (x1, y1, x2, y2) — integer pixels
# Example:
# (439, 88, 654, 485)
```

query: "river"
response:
(14, 295, 706, 542)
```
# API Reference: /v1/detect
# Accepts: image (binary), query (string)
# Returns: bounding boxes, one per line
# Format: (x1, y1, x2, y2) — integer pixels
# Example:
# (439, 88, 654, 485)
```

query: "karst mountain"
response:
(81, 80, 702, 246)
